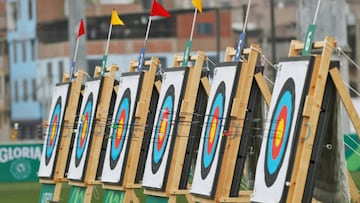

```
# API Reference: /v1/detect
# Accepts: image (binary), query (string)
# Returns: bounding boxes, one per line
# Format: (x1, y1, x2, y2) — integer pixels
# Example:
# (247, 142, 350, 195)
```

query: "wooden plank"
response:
(214, 44, 259, 201)
(120, 58, 160, 201)
(286, 37, 336, 203)
(330, 68, 360, 140)
(144, 189, 169, 197)
(53, 183, 63, 202)
(84, 65, 118, 184)
(53, 71, 85, 183)
(201, 76, 211, 96)
(254, 72, 271, 107)
(167, 51, 206, 196)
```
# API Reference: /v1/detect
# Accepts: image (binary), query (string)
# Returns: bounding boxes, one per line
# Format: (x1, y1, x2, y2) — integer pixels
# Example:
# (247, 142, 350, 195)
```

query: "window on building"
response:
(30, 39, 36, 60)
(22, 41, 27, 62)
(14, 80, 19, 102)
(32, 79, 36, 100)
(13, 42, 17, 63)
(23, 80, 28, 101)
(28, 0, 33, 20)
(58, 61, 64, 82)
(47, 62, 53, 84)
(197, 23, 213, 35)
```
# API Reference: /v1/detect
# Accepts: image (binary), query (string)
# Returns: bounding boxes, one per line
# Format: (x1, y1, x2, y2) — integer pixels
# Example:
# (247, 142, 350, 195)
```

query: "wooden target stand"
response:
(101, 57, 161, 203)
(67, 65, 119, 203)
(143, 51, 210, 203)
(191, 44, 272, 203)
(39, 70, 85, 202)
(282, 36, 360, 203)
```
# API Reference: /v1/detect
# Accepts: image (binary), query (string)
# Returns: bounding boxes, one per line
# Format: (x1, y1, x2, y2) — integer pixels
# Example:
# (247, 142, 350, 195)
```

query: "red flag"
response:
(150, 0, 171, 17)
(77, 19, 85, 38)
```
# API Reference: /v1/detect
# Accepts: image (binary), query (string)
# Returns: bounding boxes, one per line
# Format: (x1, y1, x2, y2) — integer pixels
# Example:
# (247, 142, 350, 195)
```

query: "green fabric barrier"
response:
(0, 143, 42, 182)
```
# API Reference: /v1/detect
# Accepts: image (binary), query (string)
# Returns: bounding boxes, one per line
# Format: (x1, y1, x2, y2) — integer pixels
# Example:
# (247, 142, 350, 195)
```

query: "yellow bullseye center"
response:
(159, 119, 167, 142)
(117, 118, 124, 139)
(81, 119, 88, 139)
(275, 118, 284, 147)
(209, 118, 218, 143)
(51, 125, 56, 138)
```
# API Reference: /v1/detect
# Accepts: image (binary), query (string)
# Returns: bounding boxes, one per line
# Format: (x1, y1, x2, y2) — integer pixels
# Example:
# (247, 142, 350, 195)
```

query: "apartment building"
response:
(6, 0, 41, 140)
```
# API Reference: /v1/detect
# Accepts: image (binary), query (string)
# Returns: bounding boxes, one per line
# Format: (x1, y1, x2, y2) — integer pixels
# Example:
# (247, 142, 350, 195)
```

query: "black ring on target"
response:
(264, 78, 295, 187)
(109, 88, 131, 170)
(45, 96, 62, 165)
(151, 85, 175, 174)
(200, 82, 226, 179)
(75, 93, 94, 167)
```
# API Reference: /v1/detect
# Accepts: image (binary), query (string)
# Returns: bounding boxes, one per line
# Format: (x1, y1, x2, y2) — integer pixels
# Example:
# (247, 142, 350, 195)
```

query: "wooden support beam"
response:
(330, 68, 360, 140)
(214, 44, 260, 202)
(254, 72, 271, 107)
(121, 57, 160, 201)
(286, 37, 336, 203)
(166, 51, 206, 202)
(84, 65, 118, 185)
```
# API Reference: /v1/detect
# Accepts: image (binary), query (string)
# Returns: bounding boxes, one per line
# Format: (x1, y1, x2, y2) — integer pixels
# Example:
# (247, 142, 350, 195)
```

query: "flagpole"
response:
(144, 16, 152, 48)
(138, 16, 152, 71)
(182, 8, 197, 67)
(234, 0, 251, 61)
(101, 24, 113, 76)
(190, 9, 197, 42)
(70, 37, 80, 81)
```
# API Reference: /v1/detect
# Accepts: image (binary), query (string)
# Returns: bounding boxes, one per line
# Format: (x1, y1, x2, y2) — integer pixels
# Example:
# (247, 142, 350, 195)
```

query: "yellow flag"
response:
(111, 9, 124, 26)
(192, 0, 202, 13)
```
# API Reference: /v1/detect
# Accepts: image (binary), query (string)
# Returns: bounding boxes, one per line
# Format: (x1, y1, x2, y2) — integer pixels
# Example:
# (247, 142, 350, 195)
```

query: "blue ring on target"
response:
(201, 82, 226, 179)
(75, 93, 94, 167)
(151, 85, 175, 174)
(45, 96, 62, 165)
(109, 88, 131, 170)
(264, 78, 295, 187)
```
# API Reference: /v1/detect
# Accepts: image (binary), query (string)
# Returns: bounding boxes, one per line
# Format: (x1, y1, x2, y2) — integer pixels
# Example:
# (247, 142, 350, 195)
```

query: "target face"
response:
(264, 78, 295, 186)
(151, 85, 174, 173)
(101, 73, 142, 184)
(75, 93, 93, 167)
(191, 63, 239, 197)
(110, 88, 131, 169)
(67, 79, 102, 181)
(201, 82, 225, 179)
(38, 83, 70, 178)
(251, 57, 314, 203)
(142, 68, 188, 189)
(45, 97, 62, 164)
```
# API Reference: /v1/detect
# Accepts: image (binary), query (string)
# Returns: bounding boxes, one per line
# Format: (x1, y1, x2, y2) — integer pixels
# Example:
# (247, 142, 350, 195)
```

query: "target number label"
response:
(109, 88, 131, 169)
(201, 82, 225, 179)
(75, 93, 93, 167)
(151, 85, 175, 174)
(264, 78, 295, 187)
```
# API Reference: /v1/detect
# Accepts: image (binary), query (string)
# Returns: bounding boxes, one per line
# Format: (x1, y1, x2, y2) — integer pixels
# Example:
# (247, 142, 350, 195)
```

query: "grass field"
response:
(0, 172, 359, 202)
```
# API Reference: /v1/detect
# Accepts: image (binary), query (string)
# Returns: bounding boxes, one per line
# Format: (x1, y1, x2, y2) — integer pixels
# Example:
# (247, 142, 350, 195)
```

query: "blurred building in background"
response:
(6, 0, 41, 140)
(1, 0, 360, 141)
(0, 1, 11, 142)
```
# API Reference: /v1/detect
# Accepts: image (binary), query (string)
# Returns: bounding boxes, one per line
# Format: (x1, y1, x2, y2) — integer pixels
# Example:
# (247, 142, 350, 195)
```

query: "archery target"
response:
(265, 79, 295, 186)
(191, 63, 239, 197)
(142, 68, 187, 189)
(39, 83, 70, 178)
(251, 57, 314, 203)
(101, 73, 142, 184)
(67, 79, 102, 181)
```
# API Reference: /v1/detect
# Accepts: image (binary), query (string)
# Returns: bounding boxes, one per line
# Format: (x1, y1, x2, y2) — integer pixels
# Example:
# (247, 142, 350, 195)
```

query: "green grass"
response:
(0, 172, 359, 202)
